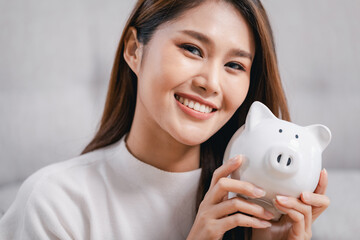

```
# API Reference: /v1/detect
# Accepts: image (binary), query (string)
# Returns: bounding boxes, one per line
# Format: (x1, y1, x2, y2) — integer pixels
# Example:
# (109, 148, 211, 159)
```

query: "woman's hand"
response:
(187, 155, 273, 240)
(252, 169, 330, 240)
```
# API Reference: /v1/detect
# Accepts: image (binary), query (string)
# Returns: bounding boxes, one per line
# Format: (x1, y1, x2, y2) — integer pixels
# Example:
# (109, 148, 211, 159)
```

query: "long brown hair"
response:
(82, 0, 289, 239)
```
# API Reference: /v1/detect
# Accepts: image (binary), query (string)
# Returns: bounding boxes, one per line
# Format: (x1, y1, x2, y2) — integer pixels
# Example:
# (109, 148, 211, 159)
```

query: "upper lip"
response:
(175, 93, 219, 110)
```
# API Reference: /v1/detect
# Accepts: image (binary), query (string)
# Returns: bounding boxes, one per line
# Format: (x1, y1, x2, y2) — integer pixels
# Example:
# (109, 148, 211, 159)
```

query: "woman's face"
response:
(132, 0, 255, 146)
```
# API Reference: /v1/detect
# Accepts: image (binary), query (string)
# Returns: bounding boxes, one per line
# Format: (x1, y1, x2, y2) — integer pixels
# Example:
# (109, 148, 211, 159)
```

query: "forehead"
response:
(153, 0, 255, 53)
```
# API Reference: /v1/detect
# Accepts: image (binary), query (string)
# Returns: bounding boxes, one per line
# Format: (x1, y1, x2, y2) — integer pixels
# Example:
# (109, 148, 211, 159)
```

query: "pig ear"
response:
(245, 101, 276, 130)
(306, 124, 332, 151)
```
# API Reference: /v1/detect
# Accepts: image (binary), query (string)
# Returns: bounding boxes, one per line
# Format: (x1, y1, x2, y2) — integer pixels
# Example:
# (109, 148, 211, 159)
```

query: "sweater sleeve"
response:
(0, 166, 80, 240)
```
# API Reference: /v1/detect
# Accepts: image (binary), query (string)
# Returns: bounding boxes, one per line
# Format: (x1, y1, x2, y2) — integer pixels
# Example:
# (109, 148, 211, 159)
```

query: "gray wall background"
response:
(1, 0, 359, 181)
(262, 0, 360, 169)
(0, 0, 135, 185)
(1, 0, 360, 238)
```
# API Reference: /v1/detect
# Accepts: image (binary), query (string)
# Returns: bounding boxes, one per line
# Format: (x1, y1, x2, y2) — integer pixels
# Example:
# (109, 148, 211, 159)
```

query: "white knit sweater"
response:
(0, 137, 201, 240)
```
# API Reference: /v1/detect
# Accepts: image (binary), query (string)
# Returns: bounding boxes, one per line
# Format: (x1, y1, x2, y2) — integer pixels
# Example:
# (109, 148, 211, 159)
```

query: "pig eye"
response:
(279, 129, 283, 133)
(295, 134, 299, 139)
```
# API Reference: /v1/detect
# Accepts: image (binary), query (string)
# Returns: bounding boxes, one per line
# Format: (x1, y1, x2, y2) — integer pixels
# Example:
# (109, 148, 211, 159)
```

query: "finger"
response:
(314, 169, 328, 195)
(301, 192, 330, 208)
(301, 192, 330, 222)
(276, 196, 311, 235)
(210, 155, 243, 189)
(210, 177, 266, 204)
(218, 212, 272, 232)
(212, 197, 274, 220)
(274, 200, 306, 237)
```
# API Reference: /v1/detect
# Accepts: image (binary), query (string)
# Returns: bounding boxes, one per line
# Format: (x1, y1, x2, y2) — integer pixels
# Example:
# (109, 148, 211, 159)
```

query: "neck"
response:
(126, 108, 200, 173)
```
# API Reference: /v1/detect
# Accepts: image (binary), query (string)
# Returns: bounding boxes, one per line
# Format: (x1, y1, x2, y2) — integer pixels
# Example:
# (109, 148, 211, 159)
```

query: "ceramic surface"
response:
(223, 101, 331, 220)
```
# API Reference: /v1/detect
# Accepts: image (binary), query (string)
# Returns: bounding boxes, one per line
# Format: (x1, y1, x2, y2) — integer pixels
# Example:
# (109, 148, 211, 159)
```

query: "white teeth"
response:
(175, 95, 214, 113)
(205, 106, 210, 113)
(194, 102, 200, 111)
(188, 101, 194, 109)
(184, 98, 189, 106)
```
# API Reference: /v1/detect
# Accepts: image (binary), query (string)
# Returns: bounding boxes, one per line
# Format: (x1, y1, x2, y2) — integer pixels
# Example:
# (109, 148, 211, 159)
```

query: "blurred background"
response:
(0, 0, 359, 239)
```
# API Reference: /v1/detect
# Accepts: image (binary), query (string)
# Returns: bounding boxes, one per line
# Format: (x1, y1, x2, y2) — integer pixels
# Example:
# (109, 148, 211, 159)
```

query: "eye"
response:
(180, 44, 202, 57)
(279, 129, 283, 133)
(295, 134, 299, 139)
(225, 62, 245, 71)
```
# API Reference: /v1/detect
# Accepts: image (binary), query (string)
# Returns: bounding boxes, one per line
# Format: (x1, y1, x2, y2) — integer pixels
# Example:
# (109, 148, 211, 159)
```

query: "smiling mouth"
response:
(174, 94, 216, 114)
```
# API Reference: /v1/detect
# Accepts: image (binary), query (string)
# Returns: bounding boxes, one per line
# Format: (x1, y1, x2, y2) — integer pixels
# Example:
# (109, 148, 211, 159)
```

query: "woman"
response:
(0, 0, 329, 239)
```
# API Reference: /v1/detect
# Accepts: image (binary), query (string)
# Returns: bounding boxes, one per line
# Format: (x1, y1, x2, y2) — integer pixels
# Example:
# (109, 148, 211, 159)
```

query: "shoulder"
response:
(0, 148, 107, 239)
(20, 148, 106, 199)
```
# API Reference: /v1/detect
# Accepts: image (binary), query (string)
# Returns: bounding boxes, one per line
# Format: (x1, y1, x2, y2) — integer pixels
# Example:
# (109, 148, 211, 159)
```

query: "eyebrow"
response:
(179, 30, 253, 60)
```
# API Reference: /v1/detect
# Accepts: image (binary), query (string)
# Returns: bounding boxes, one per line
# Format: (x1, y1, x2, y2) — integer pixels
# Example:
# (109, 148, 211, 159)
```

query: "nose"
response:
(266, 145, 299, 177)
(192, 62, 221, 96)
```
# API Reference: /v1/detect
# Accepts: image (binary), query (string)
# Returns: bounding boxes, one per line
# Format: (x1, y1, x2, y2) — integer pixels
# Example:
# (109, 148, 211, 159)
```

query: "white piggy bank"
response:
(223, 101, 331, 220)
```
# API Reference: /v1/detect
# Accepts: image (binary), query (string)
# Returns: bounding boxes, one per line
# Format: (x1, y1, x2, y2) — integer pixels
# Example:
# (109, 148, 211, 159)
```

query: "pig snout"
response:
(267, 145, 300, 177)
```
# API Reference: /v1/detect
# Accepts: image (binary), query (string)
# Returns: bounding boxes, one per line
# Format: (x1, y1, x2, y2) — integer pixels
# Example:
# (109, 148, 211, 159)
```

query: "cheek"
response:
(224, 78, 250, 111)
(137, 49, 195, 107)
(160, 50, 197, 83)
(138, 53, 174, 93)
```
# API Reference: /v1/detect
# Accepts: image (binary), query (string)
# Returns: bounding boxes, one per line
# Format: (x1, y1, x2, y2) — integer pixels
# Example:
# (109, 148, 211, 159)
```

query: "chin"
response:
(167, 119, 222, 146)
(173, 131, 213, 146)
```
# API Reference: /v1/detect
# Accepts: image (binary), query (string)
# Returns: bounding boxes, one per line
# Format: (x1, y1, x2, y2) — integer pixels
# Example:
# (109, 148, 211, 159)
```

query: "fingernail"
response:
(276, 195, 288, 203)
(302, 192, 310, 202)
(264, 210, 275, 219)
(260, 220, 272, 228)
(322, 168, 327, 175)
(254, 188, 266, 197)
(230, 156, 240, 164)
